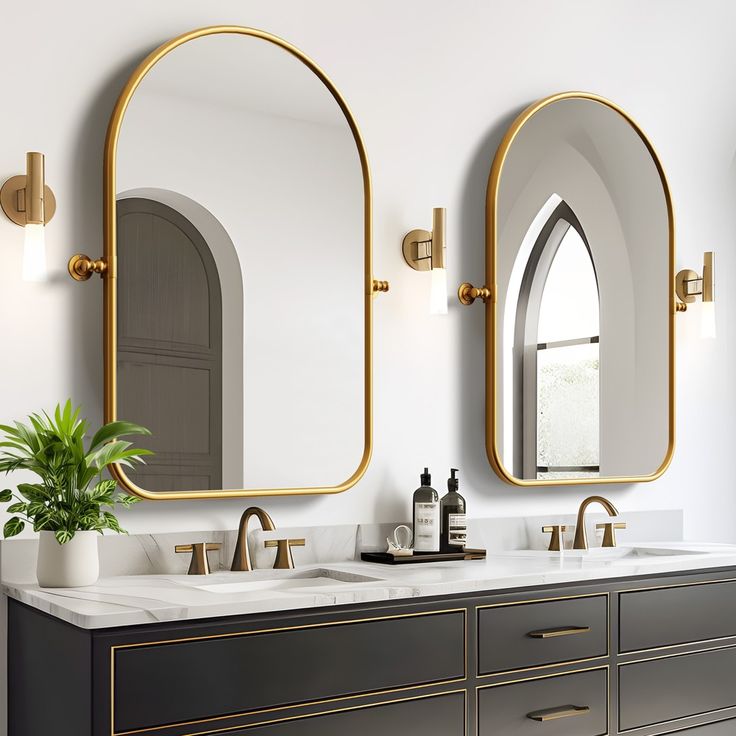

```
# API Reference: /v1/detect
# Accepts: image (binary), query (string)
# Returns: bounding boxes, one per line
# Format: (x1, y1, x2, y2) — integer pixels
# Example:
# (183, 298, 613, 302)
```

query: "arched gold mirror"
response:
(463, 92, 675, 486)
(85, 27, 384, 499)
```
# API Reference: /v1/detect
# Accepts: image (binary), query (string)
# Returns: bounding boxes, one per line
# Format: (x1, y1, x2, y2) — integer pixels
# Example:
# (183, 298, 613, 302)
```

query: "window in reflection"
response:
(515, 202, 600, 480)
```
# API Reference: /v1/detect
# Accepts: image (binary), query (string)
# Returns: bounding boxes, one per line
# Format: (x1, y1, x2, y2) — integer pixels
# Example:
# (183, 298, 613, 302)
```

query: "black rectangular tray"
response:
(360, 548, 486, 565)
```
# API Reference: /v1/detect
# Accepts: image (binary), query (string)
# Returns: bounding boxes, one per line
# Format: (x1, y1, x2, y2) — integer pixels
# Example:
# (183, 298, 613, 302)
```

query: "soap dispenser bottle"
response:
(440, 468, 467, 552)
(412, 468, 440, 552)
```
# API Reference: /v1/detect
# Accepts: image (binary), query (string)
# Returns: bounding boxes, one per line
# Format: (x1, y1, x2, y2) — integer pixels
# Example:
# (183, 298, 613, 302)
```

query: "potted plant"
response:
(0, 400, 151, 587)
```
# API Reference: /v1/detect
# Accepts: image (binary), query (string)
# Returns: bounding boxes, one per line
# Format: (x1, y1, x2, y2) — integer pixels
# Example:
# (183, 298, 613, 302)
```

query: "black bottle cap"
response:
(420, 467, 431, 486)
(448, 468, 459, 491)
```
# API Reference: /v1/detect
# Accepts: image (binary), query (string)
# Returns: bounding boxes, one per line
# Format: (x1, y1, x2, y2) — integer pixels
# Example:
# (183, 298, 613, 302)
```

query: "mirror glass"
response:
(111, 30, 368, 496)
(491, 95, 673, 484)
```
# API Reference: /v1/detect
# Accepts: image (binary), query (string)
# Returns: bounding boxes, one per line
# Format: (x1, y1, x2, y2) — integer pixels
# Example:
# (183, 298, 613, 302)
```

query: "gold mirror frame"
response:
(486, 91, 676, 487)
(103, 26, 374, 500)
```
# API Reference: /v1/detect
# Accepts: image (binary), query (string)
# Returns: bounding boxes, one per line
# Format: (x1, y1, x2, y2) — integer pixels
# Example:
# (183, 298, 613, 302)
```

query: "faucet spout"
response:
(231, 507, 276, 571)
(573, 495, 619, 550)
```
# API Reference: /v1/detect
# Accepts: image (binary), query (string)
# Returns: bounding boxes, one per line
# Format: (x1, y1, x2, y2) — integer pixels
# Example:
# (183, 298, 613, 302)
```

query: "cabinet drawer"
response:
(478, 595, 607, 675)
(206, 692, 465, 736)
(619, 646, 736, 731)
(478, 668, 607, 736)
(619, 580, 736, 652)
(112, 609, 465, 733)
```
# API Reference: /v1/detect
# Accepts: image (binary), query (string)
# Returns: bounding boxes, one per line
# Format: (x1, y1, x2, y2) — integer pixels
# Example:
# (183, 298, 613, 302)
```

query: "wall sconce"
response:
(402, 207, 448, 314)
(1, 153, 56, 282)
(676, 251, 716, 338)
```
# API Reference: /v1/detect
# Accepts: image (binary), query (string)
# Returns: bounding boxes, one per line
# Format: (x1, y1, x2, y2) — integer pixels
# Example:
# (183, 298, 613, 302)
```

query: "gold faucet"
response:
(573, 495, 619, 550)
(231, 507, 276, 571)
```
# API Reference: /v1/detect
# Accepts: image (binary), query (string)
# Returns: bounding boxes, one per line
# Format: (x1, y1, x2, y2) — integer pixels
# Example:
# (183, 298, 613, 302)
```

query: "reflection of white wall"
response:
(117, 82, 364, 489)
(498, 99, 670, 478)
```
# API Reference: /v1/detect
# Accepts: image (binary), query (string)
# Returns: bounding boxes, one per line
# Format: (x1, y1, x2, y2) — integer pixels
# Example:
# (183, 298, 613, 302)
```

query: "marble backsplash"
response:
(0, 509, 683, 584)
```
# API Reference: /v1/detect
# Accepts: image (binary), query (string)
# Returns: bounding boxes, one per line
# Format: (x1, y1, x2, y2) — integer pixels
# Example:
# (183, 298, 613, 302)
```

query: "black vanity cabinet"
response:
(8, 567, 736, 736)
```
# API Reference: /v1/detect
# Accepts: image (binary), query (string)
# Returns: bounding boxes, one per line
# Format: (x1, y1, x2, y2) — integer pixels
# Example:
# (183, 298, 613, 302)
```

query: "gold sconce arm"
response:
(675, 251, 714, 312)
(68, 253, 108, 281)
(0, 152, 56, 227)
(402, 208, 449, 315)
(402, 207, 446, 271)
(458, 282, 492, 305)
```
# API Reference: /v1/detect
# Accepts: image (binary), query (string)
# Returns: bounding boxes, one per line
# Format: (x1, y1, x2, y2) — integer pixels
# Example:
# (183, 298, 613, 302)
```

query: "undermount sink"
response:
(498, 546, 704, 562)
(189, 568, 382, 594)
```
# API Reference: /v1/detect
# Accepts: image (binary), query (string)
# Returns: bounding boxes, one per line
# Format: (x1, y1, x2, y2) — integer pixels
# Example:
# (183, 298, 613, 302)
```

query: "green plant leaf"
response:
(55, 529, 74, 545)
(89, 421, 151, 453)
(17, 483, 50, 502)
(0, 488, 12, 503)
(117, 494, 139, 507)
(88, 479, 117, 503)
(3, 517, 25, 538)
(6, 502, 27, 514)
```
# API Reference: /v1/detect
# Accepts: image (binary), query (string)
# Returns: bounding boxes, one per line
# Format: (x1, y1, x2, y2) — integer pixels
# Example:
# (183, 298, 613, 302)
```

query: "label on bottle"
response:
(414, 501, 440, 552)
(448, 513, 467, 547)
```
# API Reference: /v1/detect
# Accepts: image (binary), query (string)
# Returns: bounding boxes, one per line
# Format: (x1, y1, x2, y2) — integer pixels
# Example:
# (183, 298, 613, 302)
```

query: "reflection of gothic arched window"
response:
(514, 202, 600, 480)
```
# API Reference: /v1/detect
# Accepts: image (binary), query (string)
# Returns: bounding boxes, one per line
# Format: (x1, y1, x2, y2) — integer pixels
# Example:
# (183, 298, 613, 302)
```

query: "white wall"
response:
(0, 0, 734, 542)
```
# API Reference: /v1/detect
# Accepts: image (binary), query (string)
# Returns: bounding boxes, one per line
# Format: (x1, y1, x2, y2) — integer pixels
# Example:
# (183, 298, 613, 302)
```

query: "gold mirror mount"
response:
(372, 279, 390, 294)
(458, 282, 492, 305)
(68, 253, 108, 281)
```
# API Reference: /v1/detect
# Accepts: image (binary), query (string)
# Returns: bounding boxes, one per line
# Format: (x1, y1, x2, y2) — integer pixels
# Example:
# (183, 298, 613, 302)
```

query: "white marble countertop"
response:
(4, 541, 736, 629)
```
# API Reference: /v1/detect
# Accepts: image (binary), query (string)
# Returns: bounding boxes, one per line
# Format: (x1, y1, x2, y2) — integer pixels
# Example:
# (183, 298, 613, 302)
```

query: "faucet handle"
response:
(542, 525, 569, 552)
(175, 542, 222, 575)
(264, 538, 306, 569)
(596, 522, 627, 548)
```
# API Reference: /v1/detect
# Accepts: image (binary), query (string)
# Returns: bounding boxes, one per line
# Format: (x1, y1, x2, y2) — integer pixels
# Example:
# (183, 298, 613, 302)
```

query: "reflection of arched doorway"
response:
(117, 198, 223, 491)
(514, 202, 600, 480)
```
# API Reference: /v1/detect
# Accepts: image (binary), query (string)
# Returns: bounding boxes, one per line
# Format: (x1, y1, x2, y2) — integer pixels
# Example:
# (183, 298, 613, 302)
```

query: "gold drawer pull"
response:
(527, 704, 590, 722)
(527, 625, 590, 639)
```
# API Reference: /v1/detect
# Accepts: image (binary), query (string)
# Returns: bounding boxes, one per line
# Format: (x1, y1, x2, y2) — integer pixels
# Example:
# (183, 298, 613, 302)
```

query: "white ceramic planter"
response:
(36, 530, 100, 587)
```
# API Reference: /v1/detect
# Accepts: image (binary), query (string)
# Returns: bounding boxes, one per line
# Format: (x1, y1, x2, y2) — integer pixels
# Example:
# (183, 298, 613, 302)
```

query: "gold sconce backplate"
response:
(675, 268, 699, 305)
(402, 229, 433, 271)
(0, 175, 56, 226)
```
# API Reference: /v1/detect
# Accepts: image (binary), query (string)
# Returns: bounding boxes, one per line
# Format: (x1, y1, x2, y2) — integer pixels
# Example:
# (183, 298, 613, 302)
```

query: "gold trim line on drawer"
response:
(618, 577, 736, 656)
(102, 25, 376, 501)
(475, 666, 610, 736)
(176, 689, 468, 736)
(485, 91, 676, 488)
(110, 608, 467, 736)
(617, 641, 736, 668)
(475, 592, 610, 678)
(619, 576, 736, 596)
(617, 645, 736, 733)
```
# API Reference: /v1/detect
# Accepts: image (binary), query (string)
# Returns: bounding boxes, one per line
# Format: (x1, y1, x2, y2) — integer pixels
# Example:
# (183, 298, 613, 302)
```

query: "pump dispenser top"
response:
(448, 468, 459, 491)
